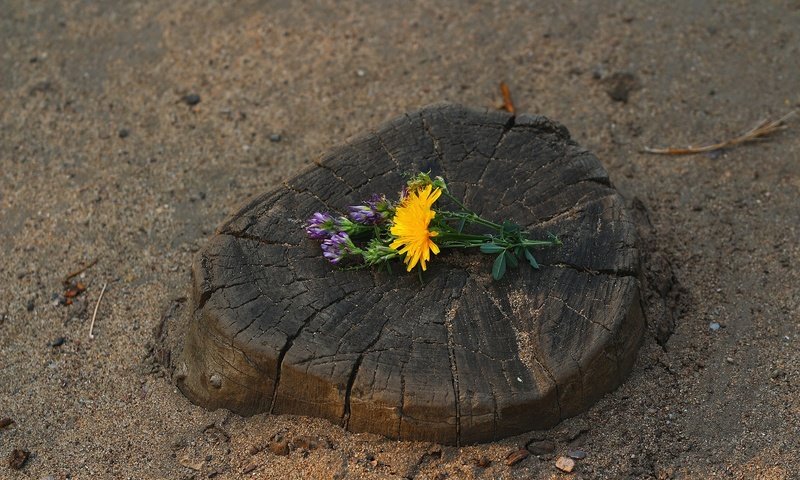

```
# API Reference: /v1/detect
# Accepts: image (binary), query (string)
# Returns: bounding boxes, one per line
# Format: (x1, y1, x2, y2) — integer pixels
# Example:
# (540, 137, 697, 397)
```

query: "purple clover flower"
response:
(305, 212, 336, 240)
(321, 231, 351, 265)
(348, 194, 389, 225)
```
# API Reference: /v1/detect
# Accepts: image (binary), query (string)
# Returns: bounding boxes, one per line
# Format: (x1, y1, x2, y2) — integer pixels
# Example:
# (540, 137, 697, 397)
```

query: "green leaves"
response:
(504, 250, 518, 268)
(480, 243, 504, 254)
(524, 248, 540, 269)
(492, 252, 506, 280)
(488, 247, 522, 280)
(483, 241, 544, 280)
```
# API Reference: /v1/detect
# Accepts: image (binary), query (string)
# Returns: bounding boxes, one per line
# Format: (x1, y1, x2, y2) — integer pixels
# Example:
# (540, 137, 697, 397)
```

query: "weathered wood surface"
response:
(177, 104, 644, 445)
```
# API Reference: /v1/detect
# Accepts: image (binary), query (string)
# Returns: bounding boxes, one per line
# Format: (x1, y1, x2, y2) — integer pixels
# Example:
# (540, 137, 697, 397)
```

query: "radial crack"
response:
(269, 289, 359, 414)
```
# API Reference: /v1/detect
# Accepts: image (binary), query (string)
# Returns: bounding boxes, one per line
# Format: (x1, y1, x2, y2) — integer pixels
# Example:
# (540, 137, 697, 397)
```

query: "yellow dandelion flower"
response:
(389, 184, 442, 271)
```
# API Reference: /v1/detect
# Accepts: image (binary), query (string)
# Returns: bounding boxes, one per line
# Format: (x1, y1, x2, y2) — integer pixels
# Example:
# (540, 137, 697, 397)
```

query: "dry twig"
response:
(642, 111, 795, 155)
(500, 82, 515, 114)
(88, 282, 108, 340)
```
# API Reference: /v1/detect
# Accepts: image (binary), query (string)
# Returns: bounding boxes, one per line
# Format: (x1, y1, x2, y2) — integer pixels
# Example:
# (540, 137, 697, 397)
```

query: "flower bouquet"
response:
(305, 172, 561, 280)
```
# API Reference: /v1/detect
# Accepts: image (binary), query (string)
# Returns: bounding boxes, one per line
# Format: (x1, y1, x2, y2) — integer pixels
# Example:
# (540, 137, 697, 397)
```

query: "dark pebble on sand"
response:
(8, 449, 29, 470)
(50, 337, 65, 347)
(118, 128, 130, 138)
(26, 300, 35, 312)
(527, 440, 556, 455)
(182, 93, 201, 106)
(568, 449, 587, 460)
(269, 133, 282, 142)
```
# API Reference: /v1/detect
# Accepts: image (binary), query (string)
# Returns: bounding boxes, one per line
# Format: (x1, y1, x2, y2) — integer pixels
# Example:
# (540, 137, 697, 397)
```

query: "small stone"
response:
(474, 455, 491, 468)
(26, 300, 35, 312)
(725, 357, 735, 364)
(174, 362, 188, 381)
(242, 463, 258, 474)
(269, 134, 282, 142)
(555, 456, 575, 473)
(50, 337, 65, 347)
(118, 128, 130, 138)
(709, 322, 720, 331)
(356, 69, 366, 77)
(527, 440, 556, 455)
(567, 449, 587, 460)
(182, 93, 201, 106)
(209, 373, 222, 388)
(292, 435, 319, 451)
(0, 418, 14, 429)
(268, 439, 290, 456)
(8, 448, 29, 470)
(205, 454, 212, 462)
(504, 448, 529, 466)
(247, 444, 262, 455)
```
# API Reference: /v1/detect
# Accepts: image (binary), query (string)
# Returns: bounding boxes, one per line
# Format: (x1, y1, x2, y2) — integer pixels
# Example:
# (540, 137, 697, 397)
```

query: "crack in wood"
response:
(269, 289, 360, 414)
(443, 271, 467, 446)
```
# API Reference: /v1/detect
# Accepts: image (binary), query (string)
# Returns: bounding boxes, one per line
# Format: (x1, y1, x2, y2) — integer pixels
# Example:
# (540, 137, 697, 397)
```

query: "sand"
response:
(1, 1, 798, 478)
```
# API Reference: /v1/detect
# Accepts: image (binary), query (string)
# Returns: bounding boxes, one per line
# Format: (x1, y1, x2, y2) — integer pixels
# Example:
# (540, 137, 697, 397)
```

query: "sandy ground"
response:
(1, 1, 799, 479)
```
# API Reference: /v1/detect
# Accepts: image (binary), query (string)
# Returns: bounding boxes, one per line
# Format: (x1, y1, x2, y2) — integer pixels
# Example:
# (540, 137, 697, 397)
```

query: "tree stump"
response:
(177, 104, 644, 445)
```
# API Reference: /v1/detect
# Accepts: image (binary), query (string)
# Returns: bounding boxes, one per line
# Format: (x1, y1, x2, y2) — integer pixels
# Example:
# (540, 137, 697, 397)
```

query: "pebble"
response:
(356, 69, 366, 77)
(8, 448, 29, 470)
(474, 455, 491, 468)
(182, 93, 201, 106)
(268, 439, 290, 456)
(209, 373, 222, 388)
(504, 448, 529, 466)
(118, 128, 130, 138)
(527, 440, 556, 455)
(26, 300, 35, 312)
(50, 337, 66, 347)
(0, 418, 14, 429)
(269, 133, 282, 142)
(242, 463, 258, 474)
(725, 357, 735, 364)
(568, 449, 587, 460)
(51, 293, 66, 307)
(292, 435, 320, 451)
(709, 322, 721, 331)
(555, 456, 575, 473)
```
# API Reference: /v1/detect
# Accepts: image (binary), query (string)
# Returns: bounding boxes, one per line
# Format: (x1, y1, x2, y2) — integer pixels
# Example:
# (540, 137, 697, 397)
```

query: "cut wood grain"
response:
(177, 104, 644, 445)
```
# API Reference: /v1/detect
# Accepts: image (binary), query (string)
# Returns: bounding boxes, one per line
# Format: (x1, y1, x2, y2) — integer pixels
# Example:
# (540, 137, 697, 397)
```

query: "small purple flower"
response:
(348, 194, 390, 225)
(321, 231, 351, 265)
(305, 212, 336, 240)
